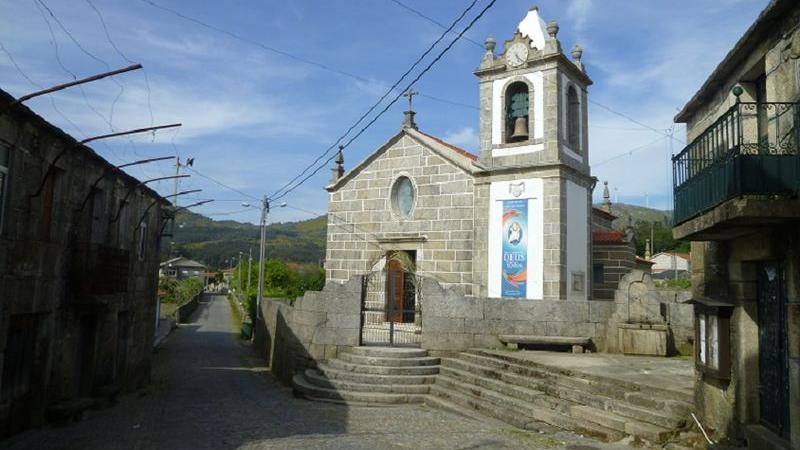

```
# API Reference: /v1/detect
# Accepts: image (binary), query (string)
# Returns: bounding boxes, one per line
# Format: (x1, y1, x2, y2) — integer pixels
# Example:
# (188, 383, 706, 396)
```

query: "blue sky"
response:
(0, 0, 769, 223)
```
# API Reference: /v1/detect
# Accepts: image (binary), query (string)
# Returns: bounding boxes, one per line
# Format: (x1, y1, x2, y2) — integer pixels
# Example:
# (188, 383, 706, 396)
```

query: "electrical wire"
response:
(390, 0, 686, 146)
(591, 136, 665, 167)
(184, 166, 259, 201)
(268, 0, 482, 201)
(84, 0, 155, 127)
(269, 0, 498, 203)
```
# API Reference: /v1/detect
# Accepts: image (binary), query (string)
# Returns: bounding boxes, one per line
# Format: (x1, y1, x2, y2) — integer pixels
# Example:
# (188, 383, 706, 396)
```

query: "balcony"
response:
(672, 102, 800, 238)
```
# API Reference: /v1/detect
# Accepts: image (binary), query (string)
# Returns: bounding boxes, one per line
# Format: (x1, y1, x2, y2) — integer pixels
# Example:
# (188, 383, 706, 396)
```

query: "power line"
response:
(84, 0, 155, 127)
(36, 0, 126, 127)
(387, 0, 484, 49)
(591, 136, 665, 167)
(392, 0, 685, 146)
(270, 0, 498, 203)
(184, 166, 259, 201)
(268, 0, 483, 200)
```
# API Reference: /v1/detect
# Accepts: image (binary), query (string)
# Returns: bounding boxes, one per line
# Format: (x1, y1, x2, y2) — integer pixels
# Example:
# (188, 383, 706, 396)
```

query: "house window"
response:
(695, 303, 731, 380)
(137, 222, 147, 261)
(567, 85, 581, 150)
(505, 81, 530, 143)
(391, 176, 416, 218)
(0, 144, 8, 231)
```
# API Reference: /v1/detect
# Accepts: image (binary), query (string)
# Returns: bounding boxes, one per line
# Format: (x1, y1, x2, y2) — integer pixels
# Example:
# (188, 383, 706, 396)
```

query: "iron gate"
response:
(359, 254, 421, 347)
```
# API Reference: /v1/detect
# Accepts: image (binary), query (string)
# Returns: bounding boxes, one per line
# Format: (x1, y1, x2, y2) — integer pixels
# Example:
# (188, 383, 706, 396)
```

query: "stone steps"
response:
(429, 381, 625, 442)
(428, 350, 691, 445)
(327, 358, 439, 376)
(292, 346, 437, 406)
(303, 369, 430, 394)
(292, 374, 426, 404)
(471, 349, 694, 405)
(315, 364, 437, 385)
(337, 352, 439, 367)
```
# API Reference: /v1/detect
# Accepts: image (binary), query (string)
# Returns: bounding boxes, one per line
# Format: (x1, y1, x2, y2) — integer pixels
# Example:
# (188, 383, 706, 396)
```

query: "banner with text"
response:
(501, 199, 528, 298)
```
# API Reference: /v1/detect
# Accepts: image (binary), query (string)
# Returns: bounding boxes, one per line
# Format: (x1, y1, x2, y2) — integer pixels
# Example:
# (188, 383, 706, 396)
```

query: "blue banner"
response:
(501, 199, 528, 298)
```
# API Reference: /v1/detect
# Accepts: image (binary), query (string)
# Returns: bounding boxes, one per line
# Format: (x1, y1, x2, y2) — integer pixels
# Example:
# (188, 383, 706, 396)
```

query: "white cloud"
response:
(442, 126, 478, 151)
(567, 0, 593, 35)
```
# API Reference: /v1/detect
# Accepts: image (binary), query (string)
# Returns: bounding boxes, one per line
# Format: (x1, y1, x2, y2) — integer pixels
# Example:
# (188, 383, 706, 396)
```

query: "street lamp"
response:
(255, 197, 286, 322)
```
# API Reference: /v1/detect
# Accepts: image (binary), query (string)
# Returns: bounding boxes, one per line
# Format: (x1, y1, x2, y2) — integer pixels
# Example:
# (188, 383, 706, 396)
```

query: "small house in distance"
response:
(159, 256, 208, 281)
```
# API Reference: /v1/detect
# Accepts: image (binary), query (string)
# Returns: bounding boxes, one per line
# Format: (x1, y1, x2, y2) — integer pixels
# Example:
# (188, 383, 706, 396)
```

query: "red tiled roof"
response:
(417, 130, 479, 161)
(636, 257, 656, 266)
(592, 230, 626, 244)
(592, 206, 616, 221)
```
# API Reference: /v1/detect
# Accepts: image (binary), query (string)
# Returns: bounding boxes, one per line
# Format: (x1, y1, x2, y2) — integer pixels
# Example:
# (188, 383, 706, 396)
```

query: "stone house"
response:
(671, 0, 800, 447)
(650, 252, 690, 275)
(0, 88, 169, 437)
(159, 256, 207, 281)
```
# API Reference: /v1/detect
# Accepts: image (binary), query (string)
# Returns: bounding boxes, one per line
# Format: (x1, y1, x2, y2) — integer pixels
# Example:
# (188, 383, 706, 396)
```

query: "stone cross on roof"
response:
(401, 88, 418, 130)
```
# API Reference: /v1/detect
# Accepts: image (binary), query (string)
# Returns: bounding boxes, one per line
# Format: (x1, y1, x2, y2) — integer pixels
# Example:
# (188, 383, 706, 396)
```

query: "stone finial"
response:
(572, 44, 584, 72)
(529, 4, 538, 11)
(644, 239, 652, 260)
(547, 21, 559, 39)
(330, 146, 345, 183)
(572, 44, 583, 61)
(601, 181, 611, 213)
(485, 36, 496, 53)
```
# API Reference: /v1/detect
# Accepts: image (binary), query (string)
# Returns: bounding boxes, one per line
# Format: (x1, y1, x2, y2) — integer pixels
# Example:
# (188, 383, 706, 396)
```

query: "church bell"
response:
(510, 116, 529, 140)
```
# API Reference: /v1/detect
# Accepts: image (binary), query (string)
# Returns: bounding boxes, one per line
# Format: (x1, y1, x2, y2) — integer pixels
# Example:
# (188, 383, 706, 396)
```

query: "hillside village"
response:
(0, 2, 797, 450)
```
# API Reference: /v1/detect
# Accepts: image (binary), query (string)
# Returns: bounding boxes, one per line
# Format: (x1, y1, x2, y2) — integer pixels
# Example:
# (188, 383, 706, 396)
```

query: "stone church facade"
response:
(326, 6, 593, 303)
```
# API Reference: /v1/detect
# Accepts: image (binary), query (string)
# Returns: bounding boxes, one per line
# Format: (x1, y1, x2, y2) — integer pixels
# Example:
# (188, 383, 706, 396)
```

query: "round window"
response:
(391, 176, 415, 218)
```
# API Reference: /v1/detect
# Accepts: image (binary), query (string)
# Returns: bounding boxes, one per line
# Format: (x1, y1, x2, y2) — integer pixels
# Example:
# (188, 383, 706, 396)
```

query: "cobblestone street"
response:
(4, 294, 632, 450)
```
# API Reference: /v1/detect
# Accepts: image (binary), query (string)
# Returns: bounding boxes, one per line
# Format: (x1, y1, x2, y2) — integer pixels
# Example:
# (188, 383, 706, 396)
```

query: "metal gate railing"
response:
(359, 265, 421, 347)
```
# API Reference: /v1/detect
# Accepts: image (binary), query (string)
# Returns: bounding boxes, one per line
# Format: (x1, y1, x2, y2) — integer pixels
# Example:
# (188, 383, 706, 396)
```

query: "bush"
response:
(159, 277, 204, 304)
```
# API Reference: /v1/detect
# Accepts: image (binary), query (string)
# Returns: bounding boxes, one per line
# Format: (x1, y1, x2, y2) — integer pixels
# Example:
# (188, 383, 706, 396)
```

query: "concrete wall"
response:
(253, 279, 361, 384)
(0, 91, 165, 436)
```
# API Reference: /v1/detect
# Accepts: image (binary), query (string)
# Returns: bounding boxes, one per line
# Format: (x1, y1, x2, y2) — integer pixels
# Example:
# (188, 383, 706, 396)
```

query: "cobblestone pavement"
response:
(5, 294, 636, 450)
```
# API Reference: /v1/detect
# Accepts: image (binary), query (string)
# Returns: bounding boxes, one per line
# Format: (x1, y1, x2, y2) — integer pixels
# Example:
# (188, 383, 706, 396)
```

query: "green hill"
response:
(163, 210, 327, 269)
(602, 203, 674, 229)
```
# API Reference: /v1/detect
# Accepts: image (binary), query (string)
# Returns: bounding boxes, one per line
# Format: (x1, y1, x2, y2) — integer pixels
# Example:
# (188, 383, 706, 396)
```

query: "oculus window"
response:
(391, 176, 415, 218)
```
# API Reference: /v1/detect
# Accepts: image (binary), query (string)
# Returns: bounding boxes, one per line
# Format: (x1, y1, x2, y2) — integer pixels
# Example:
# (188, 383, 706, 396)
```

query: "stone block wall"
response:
(592, 240, 636, 300)
(0, 90, 166, 437)
(253, 279, 361, 384)
(325, 135, 476, 294)
(418, 278, 613, 354)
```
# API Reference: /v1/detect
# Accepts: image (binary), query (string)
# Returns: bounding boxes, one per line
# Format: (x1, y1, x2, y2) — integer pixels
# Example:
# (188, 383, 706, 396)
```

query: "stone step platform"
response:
(427, 349, 693, 446)
(429, 382, 625, 442)
(440, 354, 686, 430)
(337, 352, 439, 367)
(327, 358, 439, 376)
(470, 349, 694, 405)
(292, 346, 439, 406)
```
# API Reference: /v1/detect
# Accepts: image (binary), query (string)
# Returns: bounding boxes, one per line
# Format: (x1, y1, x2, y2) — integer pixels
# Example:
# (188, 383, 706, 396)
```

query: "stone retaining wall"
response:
(174, 292, 202, 324)
(253, 279, 361, 384)
(419, 278, 615, 353)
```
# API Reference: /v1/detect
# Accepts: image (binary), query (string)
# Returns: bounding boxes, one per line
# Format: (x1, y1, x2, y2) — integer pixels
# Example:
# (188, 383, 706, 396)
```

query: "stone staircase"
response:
(426, 349, 695, 446)
(291, 347, 438, 404)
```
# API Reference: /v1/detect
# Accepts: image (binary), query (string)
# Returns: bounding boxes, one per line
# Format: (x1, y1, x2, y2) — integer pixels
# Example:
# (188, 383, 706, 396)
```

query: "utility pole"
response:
(247, 247, 252, 293)
(256, 196, 286, 321)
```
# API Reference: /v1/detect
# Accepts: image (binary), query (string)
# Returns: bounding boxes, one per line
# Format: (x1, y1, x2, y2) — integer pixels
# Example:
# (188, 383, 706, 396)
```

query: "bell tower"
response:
(472, 5, 594, 301)
(475, 5, 591, 170)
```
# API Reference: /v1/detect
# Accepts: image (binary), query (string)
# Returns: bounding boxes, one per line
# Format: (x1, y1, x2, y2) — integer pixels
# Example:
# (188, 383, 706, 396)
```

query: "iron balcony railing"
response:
(672, 101, 800, 225)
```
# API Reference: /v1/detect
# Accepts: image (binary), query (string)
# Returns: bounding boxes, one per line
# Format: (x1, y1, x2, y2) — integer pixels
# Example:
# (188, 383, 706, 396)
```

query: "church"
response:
(323, 6, 639, 344)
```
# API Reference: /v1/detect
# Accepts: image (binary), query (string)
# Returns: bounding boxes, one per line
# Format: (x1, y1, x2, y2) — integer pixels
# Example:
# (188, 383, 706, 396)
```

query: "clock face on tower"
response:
(505, 42, 529, 68)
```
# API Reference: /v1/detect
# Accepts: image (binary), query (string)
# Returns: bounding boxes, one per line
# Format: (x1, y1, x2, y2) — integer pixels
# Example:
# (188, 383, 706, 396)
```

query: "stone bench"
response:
(498, 335, 592, 353)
